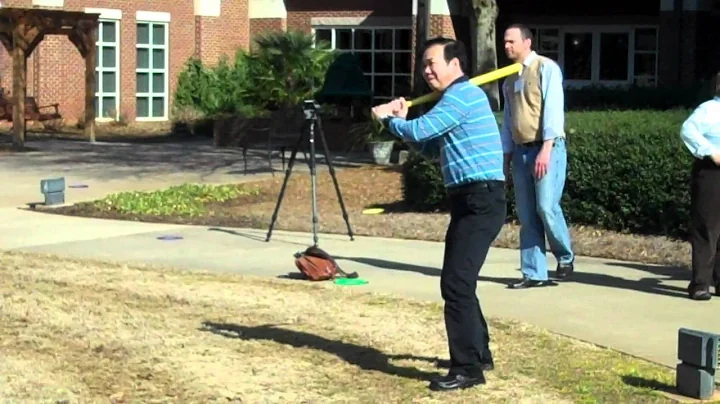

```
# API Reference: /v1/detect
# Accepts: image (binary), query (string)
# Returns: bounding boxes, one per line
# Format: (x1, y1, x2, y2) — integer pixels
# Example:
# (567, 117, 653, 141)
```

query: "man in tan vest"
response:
(500, 24, 575, 289)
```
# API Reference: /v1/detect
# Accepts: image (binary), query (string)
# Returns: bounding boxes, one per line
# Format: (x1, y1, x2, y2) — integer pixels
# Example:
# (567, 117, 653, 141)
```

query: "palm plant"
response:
(250, 30, 338, 110)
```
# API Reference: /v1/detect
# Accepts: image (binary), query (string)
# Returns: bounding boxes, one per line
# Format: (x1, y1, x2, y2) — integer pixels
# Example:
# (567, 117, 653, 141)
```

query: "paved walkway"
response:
(1, 138, 717, 380)
(0, 138, 363, 208)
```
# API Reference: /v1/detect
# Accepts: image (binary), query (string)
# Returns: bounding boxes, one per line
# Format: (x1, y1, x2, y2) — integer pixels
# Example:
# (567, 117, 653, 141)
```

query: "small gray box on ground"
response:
(40, 177, 65, 194)
(40, 177, 66, 206)
(43, 191, 65, 206)
(678, 328, 719, 369)
(676, 362, 716, 399)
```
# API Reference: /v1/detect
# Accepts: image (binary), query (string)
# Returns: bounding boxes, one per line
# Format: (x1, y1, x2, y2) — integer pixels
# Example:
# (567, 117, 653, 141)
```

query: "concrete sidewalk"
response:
(0, 138, 363, 208)
(1, 206, 717, 376)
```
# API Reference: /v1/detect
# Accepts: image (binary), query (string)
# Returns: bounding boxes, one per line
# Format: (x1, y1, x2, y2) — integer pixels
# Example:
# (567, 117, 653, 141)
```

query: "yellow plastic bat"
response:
(406, 62, 522, 108)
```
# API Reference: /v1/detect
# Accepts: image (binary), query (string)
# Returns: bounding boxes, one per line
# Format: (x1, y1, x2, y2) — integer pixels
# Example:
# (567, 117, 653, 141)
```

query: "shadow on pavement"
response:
(604, 262, 690, 280)
(336, 256, 691, 299)
(207, 227, 309, 247)
(199, 321, 442, 381)
(2, 138, 366, 181)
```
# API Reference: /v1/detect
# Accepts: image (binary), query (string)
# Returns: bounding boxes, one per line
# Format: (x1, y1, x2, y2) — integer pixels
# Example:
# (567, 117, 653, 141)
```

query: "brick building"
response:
(0, 0, 717, 125)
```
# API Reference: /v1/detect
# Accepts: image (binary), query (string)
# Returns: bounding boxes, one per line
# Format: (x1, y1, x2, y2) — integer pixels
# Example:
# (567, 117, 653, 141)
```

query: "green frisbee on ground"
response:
(334, 278, 369, 286)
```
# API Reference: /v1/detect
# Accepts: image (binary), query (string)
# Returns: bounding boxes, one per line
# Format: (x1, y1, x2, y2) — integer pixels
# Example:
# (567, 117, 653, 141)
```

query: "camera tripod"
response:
(266, 100, 355, 246)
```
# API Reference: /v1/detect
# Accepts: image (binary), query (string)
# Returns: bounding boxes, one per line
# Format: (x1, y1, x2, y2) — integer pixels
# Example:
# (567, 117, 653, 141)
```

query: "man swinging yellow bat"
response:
(369, 36, 517, 393)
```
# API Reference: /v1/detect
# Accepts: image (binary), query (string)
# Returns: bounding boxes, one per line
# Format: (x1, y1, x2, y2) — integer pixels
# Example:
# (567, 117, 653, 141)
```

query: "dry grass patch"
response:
(0, 251, 676, 403)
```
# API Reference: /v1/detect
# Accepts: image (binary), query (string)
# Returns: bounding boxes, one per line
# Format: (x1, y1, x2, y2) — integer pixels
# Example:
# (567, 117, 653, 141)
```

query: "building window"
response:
(529, 26, 658, 87)
(95, 20, 120, 119)
(136, 21, 168, 119)
(632, 28, 658, 86)
(529, 28, 560, 62)
(312, 27, 412, 101)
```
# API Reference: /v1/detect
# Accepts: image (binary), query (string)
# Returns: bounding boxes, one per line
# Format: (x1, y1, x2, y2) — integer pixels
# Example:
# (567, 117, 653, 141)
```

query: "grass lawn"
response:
(0, 250, 681, 403)
(43, 164, 691, 270)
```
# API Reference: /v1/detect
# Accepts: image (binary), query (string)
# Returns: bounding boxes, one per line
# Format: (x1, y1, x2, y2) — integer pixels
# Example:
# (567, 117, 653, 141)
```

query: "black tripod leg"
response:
(308, 120, 320, 247)
(316, 115, 355, 241)
(266, 130, 304, 242)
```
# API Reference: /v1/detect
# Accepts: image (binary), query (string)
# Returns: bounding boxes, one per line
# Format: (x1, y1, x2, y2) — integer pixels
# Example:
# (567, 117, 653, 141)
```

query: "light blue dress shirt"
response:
(680, 97, 720, 159)
(501, 51, 565, 154)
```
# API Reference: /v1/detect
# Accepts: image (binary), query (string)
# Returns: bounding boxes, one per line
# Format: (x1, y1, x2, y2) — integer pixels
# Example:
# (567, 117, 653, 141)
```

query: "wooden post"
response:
(413, 0, 429, 97)
(84, 28, 96, 143)
(11, 30, 26, 149)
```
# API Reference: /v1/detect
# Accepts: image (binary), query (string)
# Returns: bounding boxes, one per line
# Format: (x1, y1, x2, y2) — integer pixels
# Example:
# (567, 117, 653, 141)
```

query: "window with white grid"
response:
(312, 27, 413, 101)
(527, 25, 659, 87)
(136, 21, 169, 119)
(95, 20, 120, 119)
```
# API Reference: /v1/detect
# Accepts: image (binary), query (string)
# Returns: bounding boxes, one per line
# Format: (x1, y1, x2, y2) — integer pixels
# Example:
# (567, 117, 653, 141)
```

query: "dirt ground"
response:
(48, 165, 692, 270)
(0, 250, 675, 403)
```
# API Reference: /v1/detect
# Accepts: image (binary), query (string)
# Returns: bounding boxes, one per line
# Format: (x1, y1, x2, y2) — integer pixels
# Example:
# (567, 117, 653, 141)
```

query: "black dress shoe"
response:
(689, 289, 712, 301)
(556, 260, 575, 279)
(507, 278, 558, 289)
(429, 373, 485, 391)
(715, 283, 720, 297)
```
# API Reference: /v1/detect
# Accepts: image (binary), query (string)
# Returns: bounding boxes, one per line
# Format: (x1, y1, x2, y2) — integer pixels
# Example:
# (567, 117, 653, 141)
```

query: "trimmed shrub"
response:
(564, 82, 713, 111)
(401, 109, 697, 240)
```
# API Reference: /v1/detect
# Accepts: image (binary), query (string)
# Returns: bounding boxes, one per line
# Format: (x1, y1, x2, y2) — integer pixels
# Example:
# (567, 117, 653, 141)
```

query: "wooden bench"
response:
(0, 92, 61, 123)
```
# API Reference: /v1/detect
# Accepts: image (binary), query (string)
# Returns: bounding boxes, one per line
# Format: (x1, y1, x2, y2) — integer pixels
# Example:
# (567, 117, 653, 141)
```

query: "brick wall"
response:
(284, 0, 409, 33)
(0, 0, 249, 125)
(196, 1, 250, 67)
(429, 15, 456, 39)
(249, 19, 287, 48)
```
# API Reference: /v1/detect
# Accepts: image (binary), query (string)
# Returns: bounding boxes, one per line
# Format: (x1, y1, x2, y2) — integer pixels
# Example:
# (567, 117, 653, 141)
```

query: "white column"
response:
(32, 0, 63, 7)
(430, 0, 451, 15)
(194, 0, 221, 17)
(249, 0, 287, 19)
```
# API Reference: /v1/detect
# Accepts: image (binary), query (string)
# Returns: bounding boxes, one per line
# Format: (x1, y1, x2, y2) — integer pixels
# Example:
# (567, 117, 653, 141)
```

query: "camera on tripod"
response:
(302, 99, 319, 119)
(266, 52, 371, 246)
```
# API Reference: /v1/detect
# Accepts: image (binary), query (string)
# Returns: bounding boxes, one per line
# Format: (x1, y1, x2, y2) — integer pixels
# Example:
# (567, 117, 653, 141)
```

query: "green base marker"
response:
(334, 278, 369, 286)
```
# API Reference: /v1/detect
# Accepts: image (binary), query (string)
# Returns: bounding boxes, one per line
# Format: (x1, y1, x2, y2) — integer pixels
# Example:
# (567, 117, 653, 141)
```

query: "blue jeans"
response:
(511, 137, 574, 280)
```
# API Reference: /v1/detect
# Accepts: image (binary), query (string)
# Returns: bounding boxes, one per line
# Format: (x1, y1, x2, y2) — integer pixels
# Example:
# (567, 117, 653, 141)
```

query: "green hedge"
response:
(401, 109, 696, 240)
(564, 82, 713, 111)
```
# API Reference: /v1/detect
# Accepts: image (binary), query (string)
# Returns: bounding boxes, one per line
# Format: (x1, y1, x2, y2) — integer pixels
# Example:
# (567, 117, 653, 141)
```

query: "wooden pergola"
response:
(0, 7, 98, 148)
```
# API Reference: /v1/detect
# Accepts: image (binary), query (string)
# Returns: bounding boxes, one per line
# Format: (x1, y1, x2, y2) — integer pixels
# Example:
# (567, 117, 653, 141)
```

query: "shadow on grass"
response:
(621, 375, 677, 394)
(335, 256, 690, 299)
(200, 321, 443, 381)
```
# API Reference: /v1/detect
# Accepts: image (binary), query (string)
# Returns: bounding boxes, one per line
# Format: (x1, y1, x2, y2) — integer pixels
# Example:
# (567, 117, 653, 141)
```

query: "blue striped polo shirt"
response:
(384, 76, 505, 188)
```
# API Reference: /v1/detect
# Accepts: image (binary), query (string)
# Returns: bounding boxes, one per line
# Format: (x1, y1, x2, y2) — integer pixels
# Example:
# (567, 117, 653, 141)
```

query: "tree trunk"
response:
(471, 0, 500, 110)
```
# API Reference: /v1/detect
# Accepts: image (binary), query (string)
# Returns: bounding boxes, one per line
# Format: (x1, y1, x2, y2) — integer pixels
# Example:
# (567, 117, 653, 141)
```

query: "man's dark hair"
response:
(714, 71, 720, 97)
(506, 23, 534, 42)
(424, 37, 468, 73)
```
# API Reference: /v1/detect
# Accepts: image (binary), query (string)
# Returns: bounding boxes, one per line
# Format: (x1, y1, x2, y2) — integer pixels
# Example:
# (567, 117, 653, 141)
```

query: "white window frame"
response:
(310, 26, 413, 101)
(528, 25, 659, 88)
(94, 19, 121, 121)
(135, 12, 170, 121)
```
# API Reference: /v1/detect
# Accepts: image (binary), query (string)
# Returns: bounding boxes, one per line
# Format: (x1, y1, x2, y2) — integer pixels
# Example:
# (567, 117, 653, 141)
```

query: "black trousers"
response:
(441, 180, 506, 376)
(689, 157, 720, 292)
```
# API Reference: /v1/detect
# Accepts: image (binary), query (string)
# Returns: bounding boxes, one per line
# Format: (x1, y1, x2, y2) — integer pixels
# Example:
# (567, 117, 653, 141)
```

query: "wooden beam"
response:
(82, 28, 96, 142)
(24, 26, 44, 57)
(0, 32, 12, 52)
(11, 29, 27, 148)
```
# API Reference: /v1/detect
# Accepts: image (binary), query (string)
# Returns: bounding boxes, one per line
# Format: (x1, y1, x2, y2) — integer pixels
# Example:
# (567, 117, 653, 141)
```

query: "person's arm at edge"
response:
(680, 104, 716, 158)
(501, 81, 514, 170)
(539, 60, 565, 147)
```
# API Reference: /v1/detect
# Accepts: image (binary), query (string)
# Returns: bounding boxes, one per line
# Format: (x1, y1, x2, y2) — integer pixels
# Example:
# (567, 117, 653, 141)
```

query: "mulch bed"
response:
(37, 165, 691, 270)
